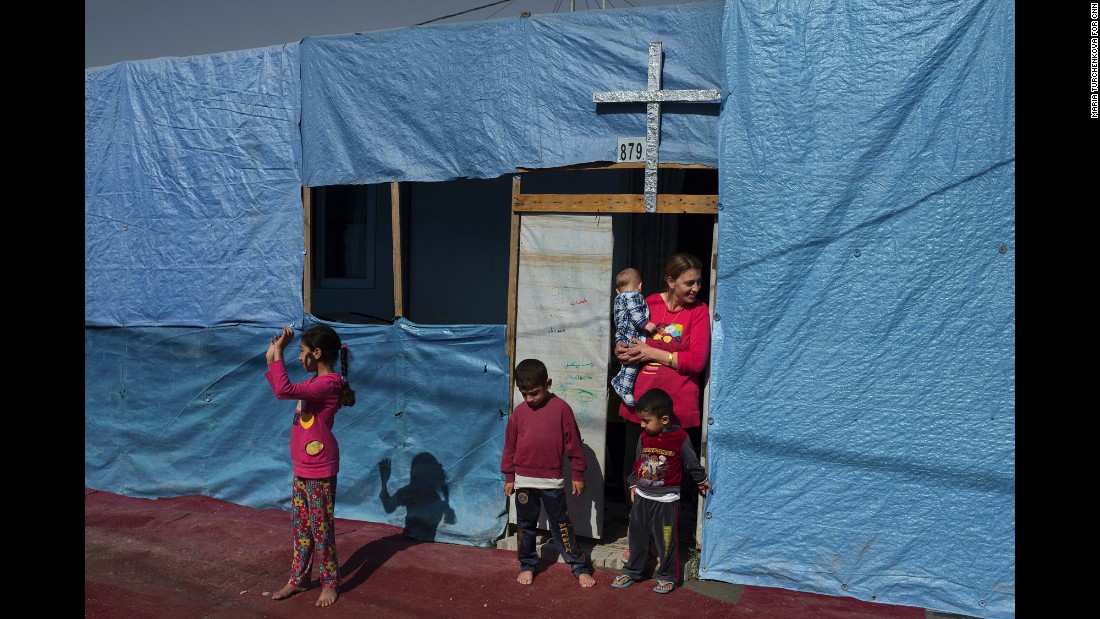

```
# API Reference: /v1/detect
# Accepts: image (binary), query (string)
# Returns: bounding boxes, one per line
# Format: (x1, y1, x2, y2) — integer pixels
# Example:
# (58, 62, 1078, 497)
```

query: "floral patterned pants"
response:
(287, 476, 339, 588)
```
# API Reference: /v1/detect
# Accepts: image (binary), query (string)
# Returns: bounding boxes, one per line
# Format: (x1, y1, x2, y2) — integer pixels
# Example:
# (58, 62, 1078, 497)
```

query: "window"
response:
(307, 167, 717, 326)
(316, 185, 376, 287)
(309, 184, 394, 324)
(308, 177, 512, 325)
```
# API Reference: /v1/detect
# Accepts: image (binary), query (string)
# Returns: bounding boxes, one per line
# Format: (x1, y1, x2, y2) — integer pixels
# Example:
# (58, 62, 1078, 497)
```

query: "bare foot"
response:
(316, 587, 338, 607)
(272, 582, 307, 600)
(517, 570, 534, 585)
(578, 573, 596, 588)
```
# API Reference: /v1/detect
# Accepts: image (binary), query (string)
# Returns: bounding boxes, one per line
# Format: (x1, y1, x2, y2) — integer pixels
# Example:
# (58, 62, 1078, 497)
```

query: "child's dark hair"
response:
(301, 324, 356, 406)
(514, 358, 548, 391)
(635, 388, 673, 418)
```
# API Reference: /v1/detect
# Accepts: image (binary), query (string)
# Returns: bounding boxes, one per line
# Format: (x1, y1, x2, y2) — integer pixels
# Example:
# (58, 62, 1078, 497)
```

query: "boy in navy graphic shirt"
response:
(611, 388, 711, 594)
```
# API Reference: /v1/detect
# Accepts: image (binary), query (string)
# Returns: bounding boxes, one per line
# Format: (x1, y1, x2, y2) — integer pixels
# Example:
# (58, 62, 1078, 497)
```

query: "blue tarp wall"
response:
(85, 1, 1014, 617)
(299, 4, 721, 185)
(84, 319, 511, 547)
(705, 2, 1014, 618)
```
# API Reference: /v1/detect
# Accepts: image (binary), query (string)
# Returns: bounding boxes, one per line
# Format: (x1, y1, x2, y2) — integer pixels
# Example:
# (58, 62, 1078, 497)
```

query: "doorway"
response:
(509, 164, 717, 540)
(604, 211, 715, 522)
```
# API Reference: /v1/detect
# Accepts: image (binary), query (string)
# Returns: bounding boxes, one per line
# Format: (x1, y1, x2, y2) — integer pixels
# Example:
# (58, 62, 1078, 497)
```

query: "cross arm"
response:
(592, 89, 721, 103)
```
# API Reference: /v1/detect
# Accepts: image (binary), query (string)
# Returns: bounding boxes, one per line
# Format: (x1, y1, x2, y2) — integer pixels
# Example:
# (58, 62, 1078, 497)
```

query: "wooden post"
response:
(696, 213, 719, 548)
(506, 174, 522, 391)
(302, 187, 312, 315)
(391, 182, 404, 318)
(513, 192, 716, 213)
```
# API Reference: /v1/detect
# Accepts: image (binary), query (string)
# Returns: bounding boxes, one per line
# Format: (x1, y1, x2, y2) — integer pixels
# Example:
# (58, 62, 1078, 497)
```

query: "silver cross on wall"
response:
(593, 41, 721, 213)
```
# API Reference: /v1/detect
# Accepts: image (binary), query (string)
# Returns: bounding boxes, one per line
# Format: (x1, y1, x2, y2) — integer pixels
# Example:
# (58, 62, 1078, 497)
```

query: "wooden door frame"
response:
(302, 183, 406, 320)
(505, 161, 719, 541)
(505, 162, 718, 367)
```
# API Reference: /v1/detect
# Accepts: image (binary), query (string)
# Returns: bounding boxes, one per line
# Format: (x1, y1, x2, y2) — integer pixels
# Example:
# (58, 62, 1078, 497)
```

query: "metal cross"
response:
(593, 42, 721, 213)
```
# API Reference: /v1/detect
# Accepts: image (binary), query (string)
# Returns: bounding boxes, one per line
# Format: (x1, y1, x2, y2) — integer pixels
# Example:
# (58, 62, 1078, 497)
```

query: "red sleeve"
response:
(560, 402, 587, 482)
(264, 360, 342, 400)
(500, 407, 519, 483)
(676, 303, 711, 375)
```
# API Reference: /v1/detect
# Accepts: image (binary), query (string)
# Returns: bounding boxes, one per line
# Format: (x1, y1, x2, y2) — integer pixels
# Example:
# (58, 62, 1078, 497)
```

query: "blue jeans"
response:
(514, 487, 592, 578)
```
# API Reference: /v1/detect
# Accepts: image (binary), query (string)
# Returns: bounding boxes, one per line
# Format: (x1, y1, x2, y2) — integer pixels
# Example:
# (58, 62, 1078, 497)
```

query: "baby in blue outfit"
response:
(611, 267, 657, 407)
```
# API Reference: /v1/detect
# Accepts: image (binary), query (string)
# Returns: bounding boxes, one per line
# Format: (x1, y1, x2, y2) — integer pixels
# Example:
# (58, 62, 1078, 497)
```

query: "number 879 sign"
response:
(616, 138, 646, 162)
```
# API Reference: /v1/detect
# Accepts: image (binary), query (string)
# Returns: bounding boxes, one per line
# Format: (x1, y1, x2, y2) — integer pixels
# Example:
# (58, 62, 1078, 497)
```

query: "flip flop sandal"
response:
(611, 574, 635, 588)
(652, 579, 675, 594)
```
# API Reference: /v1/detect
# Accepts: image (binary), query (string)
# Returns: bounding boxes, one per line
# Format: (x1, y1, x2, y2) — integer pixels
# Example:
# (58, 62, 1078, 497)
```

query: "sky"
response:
(86, 0, 706, 68)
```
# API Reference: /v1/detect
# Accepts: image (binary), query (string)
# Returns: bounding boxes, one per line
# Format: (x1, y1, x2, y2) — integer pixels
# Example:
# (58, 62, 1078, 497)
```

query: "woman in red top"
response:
(614, 253, 711, 507)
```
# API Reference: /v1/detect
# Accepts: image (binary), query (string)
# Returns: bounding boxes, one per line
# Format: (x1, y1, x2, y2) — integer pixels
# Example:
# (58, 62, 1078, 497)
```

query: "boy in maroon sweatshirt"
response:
(611, 388, 711, 594)
(501, 358, 596, 587)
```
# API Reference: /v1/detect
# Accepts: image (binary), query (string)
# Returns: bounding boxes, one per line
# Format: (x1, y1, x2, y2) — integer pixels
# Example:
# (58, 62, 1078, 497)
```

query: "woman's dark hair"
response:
(664, 252, 703, 286)
(301, 324, 356, 406)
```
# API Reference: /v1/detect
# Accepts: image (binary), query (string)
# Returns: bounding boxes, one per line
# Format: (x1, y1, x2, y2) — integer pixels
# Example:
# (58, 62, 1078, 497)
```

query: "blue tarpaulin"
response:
(84, 318, 512, 546)
(85, 45, 305, 328)
(703, 2, 1014, 617)
(300, 4, 722, 186)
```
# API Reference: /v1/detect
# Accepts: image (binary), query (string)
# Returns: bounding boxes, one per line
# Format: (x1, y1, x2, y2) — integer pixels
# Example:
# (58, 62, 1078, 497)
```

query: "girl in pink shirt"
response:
(264, 324, 356, 607)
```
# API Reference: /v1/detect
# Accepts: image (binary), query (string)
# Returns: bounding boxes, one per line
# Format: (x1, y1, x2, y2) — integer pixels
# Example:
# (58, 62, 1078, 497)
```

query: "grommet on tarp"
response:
(708, 418, 714, 425)
(854, 249, 861, 257)
(841, 584, 848, 591)
(705, 511, 712, 519)
(714, 312, 721, 322)
(999, 245, 1008, 253)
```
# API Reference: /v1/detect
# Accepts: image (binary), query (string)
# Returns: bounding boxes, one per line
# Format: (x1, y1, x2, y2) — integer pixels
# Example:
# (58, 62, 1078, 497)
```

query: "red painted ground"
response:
(85, 488, 927, 619)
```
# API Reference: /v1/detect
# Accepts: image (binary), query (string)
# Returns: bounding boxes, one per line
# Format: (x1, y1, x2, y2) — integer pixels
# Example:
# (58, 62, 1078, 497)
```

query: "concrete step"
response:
(496, 524, 631, 571)
(495, 502, 699, 573)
